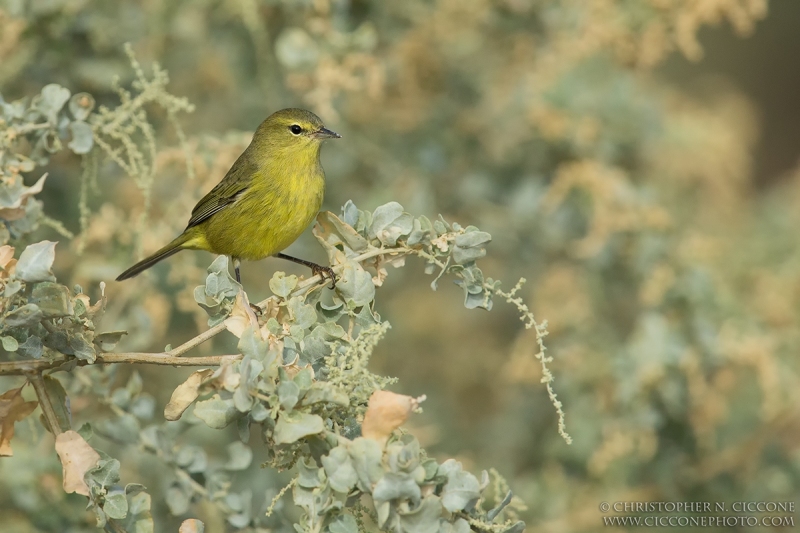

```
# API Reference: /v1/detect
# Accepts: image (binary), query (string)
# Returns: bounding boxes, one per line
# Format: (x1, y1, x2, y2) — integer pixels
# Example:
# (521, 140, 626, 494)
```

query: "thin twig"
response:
(0, 354, 241, 376)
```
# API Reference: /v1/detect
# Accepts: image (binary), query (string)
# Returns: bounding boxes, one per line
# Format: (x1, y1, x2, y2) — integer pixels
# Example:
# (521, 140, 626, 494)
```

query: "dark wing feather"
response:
(185, 153, 256, 229)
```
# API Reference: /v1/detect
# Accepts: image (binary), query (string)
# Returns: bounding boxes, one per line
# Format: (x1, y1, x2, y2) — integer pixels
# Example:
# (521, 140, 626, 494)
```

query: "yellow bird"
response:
(116, 108, 340, 286)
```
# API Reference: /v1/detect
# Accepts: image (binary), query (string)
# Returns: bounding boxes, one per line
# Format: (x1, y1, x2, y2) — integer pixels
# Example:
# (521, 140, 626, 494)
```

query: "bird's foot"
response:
(312, 264, 337, 290)
(249, 303, 262, 315)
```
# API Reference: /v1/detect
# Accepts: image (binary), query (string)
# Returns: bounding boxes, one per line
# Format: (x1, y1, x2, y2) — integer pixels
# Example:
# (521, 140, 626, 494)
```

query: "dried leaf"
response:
(164, 369, 214, 421)
(0, 174, 47, 220)
(0, 386, 38, 456)
(0, 245, 14, 270)
(361, 390, 422, 446)
(55, 430, 101, 495)
(223, 292, 259, 338)
(179, 519, 205, 533)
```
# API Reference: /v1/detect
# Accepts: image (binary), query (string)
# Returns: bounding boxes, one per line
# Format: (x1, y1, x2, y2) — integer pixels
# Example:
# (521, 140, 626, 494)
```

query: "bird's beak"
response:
(312, 127, 341, 140)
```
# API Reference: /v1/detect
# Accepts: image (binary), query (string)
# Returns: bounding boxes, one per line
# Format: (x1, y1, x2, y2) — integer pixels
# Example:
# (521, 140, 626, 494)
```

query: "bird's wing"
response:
(185, 153, 255, 229)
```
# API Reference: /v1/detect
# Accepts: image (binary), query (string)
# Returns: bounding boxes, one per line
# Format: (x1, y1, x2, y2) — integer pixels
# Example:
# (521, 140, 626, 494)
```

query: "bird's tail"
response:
(116, 233, 191, 281)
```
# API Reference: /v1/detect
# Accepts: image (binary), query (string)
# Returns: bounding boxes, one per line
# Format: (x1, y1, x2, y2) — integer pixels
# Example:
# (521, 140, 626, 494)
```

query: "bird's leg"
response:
(275, 252, 337, 289)
(232, 257, 261, 313)
(233, 257, 242, 284)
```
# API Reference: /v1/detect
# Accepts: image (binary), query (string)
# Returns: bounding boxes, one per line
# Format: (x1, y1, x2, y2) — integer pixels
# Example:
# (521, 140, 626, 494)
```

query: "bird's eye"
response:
(289, 124, 303, 135)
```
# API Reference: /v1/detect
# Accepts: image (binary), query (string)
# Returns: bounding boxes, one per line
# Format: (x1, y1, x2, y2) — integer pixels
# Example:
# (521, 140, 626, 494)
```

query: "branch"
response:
(166, 247, 408, 357)
(1, 247, 409, 375)
(0, 353, 241, 376)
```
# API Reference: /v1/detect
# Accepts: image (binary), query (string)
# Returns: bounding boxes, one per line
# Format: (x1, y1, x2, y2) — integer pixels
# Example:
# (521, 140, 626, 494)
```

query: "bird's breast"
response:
(202, 165, 325, 260)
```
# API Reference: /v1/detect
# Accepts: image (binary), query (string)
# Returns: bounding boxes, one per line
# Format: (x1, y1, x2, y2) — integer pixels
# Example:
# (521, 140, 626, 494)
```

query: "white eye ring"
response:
(290, 124, 303, 135)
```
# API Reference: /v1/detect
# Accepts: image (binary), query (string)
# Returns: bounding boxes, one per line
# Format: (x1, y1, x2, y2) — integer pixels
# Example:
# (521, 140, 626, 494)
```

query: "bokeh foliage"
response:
(3, 0, 800, 532)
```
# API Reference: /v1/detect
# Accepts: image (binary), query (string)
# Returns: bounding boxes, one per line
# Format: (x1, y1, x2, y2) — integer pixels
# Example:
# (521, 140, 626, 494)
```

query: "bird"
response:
(116, 108, 341, 288)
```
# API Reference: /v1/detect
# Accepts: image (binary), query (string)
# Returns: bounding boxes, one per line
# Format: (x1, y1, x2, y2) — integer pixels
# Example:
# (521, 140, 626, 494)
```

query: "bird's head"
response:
(253, 108, 341, 157)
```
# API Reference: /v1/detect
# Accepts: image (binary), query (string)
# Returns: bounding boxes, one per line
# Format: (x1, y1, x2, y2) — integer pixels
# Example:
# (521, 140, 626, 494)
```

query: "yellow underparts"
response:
(183, 164, 325, 261)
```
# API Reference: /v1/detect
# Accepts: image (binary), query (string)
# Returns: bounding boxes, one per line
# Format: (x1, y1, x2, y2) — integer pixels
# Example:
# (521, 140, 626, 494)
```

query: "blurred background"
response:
(2, 0, 800, 531)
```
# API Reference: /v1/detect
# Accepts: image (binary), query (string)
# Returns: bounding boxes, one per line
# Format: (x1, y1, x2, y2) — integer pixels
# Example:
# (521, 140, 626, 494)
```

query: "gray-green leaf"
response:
(68, 120, 94, 154)
(321, 446, 358, 493)
(193, 395, 239, 429)
(273, 411, 325, 445)
(225, 442, 253, 471)
(104, 489, 129, 520)
(372, 472, 421, 504)
(269, 272, 298, 298)
(16, 241, 57, 282)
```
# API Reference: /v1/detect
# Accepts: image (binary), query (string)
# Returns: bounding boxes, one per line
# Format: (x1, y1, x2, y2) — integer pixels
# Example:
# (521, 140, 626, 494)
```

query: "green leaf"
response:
(369, 202, 404, 239)
(93, 331, 128, 352)
(68, 120, 94, 154)
(502, 522, 525, 533)
(120, 491, 154, 533)
(341, 200, 360, 227)
(377, 213, 414, 246)
(349, 438, 383, 492)
(273, 411, 325, 444)
(487, 490, 513, 522)
(86, 458, 121, 489)
(407, 216, 433, 246)
(327, 513, 358, 533)
(104, 489, 129, 520)
(125, 483, 147, 496)
(167, 483, 191, 515)
(77, 422, 93, 441)
(3, 279, 22, 297)
(269, 271, 298, 298)
(277, 380, 300, 410)
(301, 382, 349, 407)
(42, 375, 71, 433)
(238, 326, 269, 360)
(322, 446, 358, 493)
(69, 333, 96, 362)
(316, 211, 371, 254)
(3, 304, 43, 328)
(397, 496, 443, 533)
(193, 395, 239, 429)
(335, 261, 375, 307)
(31, 282, 72, 317)
(297, 457, 322, 488)
(17, 335, 43, 358)
(440, 466, 480, 512)
(96, 413, 140, 442)
(293, 367, 314, 392)
(452, 245, 487, 265)
(250, 402, 270, 422)
(312, 321, 346, 341)
(68, 92, 95, 120)
(287, 296, 318, 329)
(233, 384, 254, 412)
(372, 472, 421, 504)
(175, 446, 208, 473)
(453, 231, 491, 248)
(439, 518, 471, 533)
(301, 334, 331, 364)
(225, 441, 252, 470)
(1, 335, 18, 352)
(15, 241, 57, 282)
(38, 84, 70, 122)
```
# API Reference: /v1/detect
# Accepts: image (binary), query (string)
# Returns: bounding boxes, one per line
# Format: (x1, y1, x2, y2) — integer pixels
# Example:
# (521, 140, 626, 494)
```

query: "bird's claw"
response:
(312, 265, 337, 290)
(249, 302, 262, 315)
